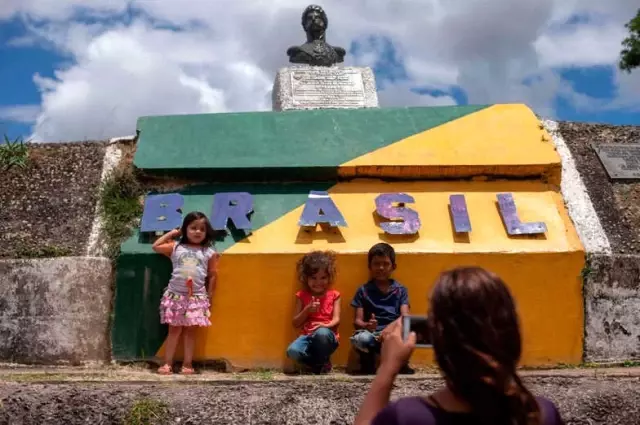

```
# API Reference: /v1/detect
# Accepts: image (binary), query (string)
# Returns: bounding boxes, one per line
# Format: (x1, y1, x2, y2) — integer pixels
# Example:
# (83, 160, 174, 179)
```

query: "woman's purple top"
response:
(372, 396, 564, 425)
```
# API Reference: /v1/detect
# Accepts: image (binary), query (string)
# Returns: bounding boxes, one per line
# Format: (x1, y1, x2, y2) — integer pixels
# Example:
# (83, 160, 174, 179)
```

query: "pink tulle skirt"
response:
(159, 290, 211, 327)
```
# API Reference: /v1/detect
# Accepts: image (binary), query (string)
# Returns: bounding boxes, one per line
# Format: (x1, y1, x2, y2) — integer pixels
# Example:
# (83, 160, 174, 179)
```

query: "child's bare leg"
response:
(162, 325, 183, 367)
(182, 327, 196, 370)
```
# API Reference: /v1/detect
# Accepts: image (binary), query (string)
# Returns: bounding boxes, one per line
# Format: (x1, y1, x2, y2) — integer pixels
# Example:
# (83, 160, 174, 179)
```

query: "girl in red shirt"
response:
(286, 250, 341, 374)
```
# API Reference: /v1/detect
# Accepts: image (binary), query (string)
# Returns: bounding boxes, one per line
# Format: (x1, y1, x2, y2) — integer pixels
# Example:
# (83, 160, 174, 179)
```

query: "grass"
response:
(0, 373, 70, 383)
(0, 135, 29, 171)
(99, 165, 144, 259)
(553, 360, 640, 370)
(123, 398, 169, 425)
(234, 368, 275, 381)
(15, 245, 73, 258)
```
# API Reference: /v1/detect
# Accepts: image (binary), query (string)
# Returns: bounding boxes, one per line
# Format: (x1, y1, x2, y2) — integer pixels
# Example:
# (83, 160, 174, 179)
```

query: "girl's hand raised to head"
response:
(379, 319, 416, 373)
(169, 228, 182, 238)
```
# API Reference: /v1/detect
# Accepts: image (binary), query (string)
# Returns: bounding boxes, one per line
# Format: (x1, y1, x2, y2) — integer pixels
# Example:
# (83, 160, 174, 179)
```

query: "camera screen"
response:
(408, 317, 431, 346)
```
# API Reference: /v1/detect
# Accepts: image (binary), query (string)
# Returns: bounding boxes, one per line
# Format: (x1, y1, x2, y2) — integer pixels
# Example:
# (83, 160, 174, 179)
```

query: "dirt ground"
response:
(0, 368, 639, 425)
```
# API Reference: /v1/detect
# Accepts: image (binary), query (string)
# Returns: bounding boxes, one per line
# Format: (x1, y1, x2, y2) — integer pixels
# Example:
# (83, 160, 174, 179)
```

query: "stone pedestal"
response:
(272, 65, 379, 111)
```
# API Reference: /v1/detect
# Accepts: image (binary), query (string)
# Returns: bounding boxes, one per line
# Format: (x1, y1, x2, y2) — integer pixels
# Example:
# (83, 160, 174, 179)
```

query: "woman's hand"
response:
(379, 318, 416, 373)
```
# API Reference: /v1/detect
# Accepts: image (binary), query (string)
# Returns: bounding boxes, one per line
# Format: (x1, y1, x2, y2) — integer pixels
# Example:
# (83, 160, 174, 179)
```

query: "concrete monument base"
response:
(272, 65, 379, 111)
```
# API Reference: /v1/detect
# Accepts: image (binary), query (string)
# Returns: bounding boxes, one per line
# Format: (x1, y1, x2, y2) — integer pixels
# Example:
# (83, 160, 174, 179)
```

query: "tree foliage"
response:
(620, 9, 640, 73)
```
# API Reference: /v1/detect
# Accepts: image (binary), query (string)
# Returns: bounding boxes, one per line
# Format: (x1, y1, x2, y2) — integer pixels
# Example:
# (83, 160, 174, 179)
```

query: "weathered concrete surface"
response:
(584, 254, 640, 362)
(0, 258, 113, 364)
(558, 121, 640, 254)
(0, 142, 107, 259)
(0, 372, 639, 424)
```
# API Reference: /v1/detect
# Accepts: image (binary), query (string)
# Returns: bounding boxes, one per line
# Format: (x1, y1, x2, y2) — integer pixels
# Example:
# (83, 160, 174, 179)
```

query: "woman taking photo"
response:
(354, 266, 564, 425)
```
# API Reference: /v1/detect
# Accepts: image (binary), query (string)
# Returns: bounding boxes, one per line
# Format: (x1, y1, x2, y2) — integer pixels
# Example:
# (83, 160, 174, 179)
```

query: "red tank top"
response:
(296, 289, 341, 341)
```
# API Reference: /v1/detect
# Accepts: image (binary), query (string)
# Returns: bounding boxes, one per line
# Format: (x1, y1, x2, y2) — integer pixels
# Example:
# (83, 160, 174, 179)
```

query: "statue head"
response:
(301, 5, 328, 41)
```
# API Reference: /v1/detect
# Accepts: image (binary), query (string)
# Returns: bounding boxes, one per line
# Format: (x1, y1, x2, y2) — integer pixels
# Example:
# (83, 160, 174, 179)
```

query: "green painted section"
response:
(111, 181, 333, 361)
(134, 105, 489, 175)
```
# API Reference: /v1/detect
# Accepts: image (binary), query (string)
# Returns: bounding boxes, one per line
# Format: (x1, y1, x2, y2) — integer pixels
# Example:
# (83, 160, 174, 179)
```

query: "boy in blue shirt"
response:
(350, 242, 415, 375)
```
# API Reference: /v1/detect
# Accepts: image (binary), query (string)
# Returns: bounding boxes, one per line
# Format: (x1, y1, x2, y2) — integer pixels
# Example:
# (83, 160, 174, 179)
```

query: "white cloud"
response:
(0, 105, 41, 123)
(535, 23, 627, 68)
(0, 0, 638, 141)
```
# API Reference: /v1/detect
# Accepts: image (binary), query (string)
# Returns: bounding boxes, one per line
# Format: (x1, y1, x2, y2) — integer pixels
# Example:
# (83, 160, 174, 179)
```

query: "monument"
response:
(112, 3, 587, 371)
(286, 4, 346, 67)
(273, 4, 379, 111)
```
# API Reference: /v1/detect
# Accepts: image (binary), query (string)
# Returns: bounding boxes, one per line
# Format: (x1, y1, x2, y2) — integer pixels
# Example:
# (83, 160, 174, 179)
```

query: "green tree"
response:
(620, 9, 640, 72)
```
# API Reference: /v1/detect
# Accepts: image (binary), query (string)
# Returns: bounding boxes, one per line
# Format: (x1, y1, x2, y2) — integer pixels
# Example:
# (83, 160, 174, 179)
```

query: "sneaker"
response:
(311, 363, 332, 375)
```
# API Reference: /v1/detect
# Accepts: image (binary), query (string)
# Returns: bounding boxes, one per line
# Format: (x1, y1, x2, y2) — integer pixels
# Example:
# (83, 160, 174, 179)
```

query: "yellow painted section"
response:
(339, 104, 561, 184)
(157, 180, 584, 368)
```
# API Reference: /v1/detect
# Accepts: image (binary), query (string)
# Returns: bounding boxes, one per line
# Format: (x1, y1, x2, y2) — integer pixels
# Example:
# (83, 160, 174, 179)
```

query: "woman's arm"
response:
(354, 363, 399, 425)
(152, 229, 180, 257)
(354, 320, 416, 425)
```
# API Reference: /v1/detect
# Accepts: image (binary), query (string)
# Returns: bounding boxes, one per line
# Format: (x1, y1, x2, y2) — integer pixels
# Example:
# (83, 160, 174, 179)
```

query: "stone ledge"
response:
(584, 253, 640, 362)
(0, 257, 113, 364)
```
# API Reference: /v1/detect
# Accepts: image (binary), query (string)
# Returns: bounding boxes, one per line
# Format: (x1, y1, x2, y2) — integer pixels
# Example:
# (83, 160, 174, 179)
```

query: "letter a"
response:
(298, 191, 347, 227)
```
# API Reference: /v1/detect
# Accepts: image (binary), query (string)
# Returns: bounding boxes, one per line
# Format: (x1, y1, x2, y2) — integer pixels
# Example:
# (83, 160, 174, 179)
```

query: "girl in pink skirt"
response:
(152, 211, 219, 375)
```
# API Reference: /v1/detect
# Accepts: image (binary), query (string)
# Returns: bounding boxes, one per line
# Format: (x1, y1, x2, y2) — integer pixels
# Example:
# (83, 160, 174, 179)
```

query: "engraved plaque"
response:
(593, 143, 640, 180)
(290, 69, 365, 108)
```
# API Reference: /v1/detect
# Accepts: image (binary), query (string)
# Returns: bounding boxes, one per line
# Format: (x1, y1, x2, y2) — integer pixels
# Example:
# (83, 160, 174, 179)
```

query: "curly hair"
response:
(296, 250, 337, 287)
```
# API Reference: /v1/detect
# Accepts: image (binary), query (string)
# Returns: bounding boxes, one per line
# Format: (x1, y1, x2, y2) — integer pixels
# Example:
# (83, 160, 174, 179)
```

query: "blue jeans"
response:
(286, 327, 338, 367)
(350, 329, 381, 354)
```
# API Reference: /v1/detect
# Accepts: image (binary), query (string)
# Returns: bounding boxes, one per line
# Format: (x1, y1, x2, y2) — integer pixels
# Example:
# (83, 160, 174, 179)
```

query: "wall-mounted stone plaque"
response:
(592, 143, 640, 180)
(272, 65, 379, 111)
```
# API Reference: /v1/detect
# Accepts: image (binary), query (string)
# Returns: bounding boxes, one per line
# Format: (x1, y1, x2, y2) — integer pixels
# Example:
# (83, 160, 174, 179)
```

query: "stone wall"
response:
(549, 121, 640, 362)
(0, 142, 107, 259)
(584, 254, 640, 361)
(0, 140, 126, 365)
(0, 258, 113, 364)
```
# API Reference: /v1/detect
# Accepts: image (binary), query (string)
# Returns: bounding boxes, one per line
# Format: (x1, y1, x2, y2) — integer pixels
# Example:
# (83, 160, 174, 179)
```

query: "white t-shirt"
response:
(166, 243, 216, 296)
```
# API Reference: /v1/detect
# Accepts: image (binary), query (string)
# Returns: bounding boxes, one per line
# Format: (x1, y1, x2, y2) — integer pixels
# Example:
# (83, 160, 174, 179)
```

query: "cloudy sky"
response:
(0, 0, 639, 142)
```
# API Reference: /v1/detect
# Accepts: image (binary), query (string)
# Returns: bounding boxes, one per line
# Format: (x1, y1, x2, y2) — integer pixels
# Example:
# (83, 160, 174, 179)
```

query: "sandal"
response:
(180, 366, 195, 375)
(157, 364, 173, 375)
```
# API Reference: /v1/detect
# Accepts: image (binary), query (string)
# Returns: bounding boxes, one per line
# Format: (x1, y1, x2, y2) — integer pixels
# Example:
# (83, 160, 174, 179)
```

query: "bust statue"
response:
(286, 5, 346, 67)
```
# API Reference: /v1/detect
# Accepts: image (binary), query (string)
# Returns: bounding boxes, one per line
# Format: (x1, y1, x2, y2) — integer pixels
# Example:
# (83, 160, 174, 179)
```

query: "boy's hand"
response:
(365, 313, 378, 332)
